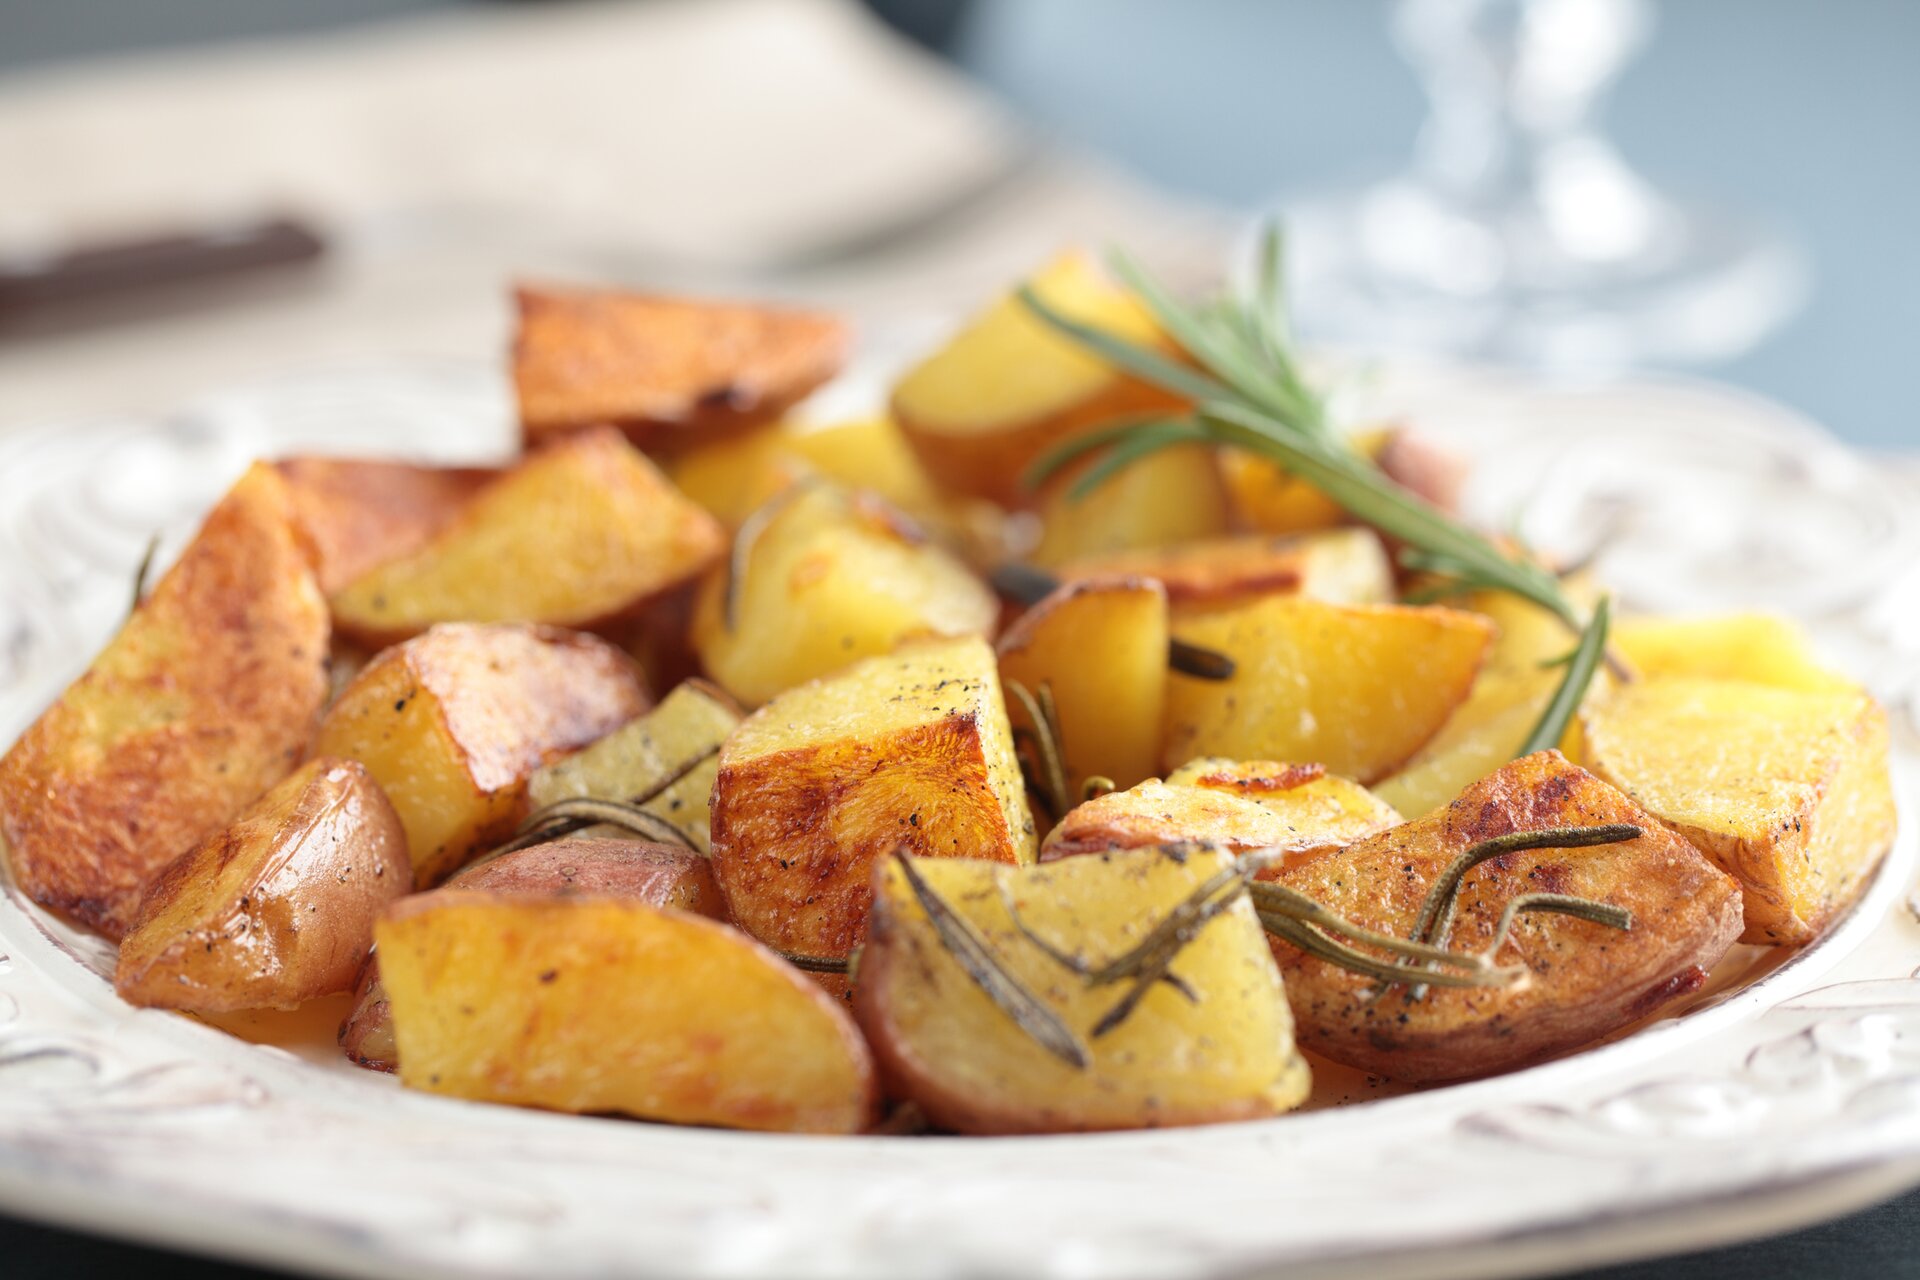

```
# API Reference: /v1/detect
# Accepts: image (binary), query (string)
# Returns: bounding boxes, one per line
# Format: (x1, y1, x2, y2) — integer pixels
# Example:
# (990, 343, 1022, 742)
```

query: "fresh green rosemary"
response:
(1017, 223, 1615, 758)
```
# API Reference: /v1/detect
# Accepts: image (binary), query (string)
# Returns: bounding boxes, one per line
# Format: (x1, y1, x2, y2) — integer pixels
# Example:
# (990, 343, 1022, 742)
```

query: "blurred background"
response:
(0, 0, 1913, 446)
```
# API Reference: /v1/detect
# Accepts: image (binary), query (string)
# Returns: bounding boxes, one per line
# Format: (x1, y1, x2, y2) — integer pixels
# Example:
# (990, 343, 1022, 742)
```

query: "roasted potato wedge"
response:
(892, 251, 1187, 508)
(1581, 678, 1896, 944)
(1030, 443, 1230, 567)
(526, 679, 741, 853)
(669, 415, 949, 533)
(1057, 528, 1394, 611)
(1164, 758, 1400, 864)
(513, 284, 848, 453)
(1041, 779, 1296, 861)
(330, 429, 725, 645)
(998, 575, 1169, 792)
(710, 636, 1036, 962)
(1613, 614, 1854, 694)
(1273, 751, 1744, 1082)
(854, 848, 1310, 1133)
(379, 891, 876, 1133)
(689, 483, 997, 707)
(341, 837, 722, 1071)
(0, 463, 330, 938)
(311, 623, 649, 886)
(115, 758, 407, 1012)
(1163, 598, 1494, 782)
(275, 456, 499, 594)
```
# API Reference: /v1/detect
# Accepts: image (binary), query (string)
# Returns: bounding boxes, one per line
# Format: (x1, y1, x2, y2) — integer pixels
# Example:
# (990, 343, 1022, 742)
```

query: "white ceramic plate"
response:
(1, 356, 1918, 1280)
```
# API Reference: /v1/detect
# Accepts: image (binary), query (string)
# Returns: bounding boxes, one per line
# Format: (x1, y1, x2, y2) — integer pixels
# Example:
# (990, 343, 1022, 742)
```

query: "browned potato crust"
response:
(378, 891, 877, 1133)
(274, 456, 499, 594)
(0, 464, 330, 938)
(1042, 780, 1295, 861)
(340, 838, 721, 1071)
(1272, 751, 1744, 1082)
(709, 636, 1035, 962)
(1058, 529, 1394, 610)
(513, 285, 848, 453)
(115, 758, 408, 1012)
(1164, 758, 1401, 866)
(311, 623, 649, 886)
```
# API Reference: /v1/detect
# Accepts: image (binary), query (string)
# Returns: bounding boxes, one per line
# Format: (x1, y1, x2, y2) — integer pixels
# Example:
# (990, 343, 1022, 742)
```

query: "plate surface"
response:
(0, 357, 1918, 1280)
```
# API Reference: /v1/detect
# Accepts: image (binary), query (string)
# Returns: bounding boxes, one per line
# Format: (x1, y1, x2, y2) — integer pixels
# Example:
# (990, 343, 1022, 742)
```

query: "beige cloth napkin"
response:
(0, 0, 1229, 431)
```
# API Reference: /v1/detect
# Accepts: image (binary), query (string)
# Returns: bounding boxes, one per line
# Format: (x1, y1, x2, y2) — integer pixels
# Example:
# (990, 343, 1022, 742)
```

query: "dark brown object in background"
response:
(0, 217, 325, 335)
(512, 284, 848, 455)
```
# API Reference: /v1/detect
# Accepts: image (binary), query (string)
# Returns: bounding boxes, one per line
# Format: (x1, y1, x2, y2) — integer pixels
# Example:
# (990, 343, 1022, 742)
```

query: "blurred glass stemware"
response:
(1286, 0, 1804, 372)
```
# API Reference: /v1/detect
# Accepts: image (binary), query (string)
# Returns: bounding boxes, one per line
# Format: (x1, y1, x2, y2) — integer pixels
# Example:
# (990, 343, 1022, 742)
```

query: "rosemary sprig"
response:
(893, 851, 1089, 1069)
(1017, 223, 1583, 633)
(1006, 679, 1072, 824)
(495, 796, 701, 859)
(128, 533, 160, 623)
(1517, 594, 1612, 757)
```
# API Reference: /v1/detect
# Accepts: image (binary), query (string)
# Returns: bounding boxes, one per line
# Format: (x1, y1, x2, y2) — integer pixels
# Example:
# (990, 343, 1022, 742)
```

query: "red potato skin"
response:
(114, 758, 410, 1013)
(1271, 751, 1744, 1083)
(340, 838, 721, 1071)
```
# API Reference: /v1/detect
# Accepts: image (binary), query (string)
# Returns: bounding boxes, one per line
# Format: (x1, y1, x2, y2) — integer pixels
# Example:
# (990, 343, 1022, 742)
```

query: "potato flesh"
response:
(330, 429, 726, 642)
(1580, 678, 1896, 944)
(275, 456, 498, 594)
(853, 848, 1310, 1134)
(690, 483, 997, 708)
(340, 838, 722, 1071)
(891, 251, 1187, 507)
(513, 285, 848, 451)
(1613, 614, 1855, 694)
(1274, 751, 1744, 1082)
(1030, 443, 1229, 567)
(527, 680, 741, 853)
(0, 463, 330, 938)
(378, 892, 876, 1133)
(1059, 529, 1394, 611)
(1220, 427, 1463, 535)
(1163, 598, 1493, 782)
(1163, 758, 1400, 863)
(115, 758, 408, 1012)
(311, 624, 649, 886)
(710, 636, 1036, 961)
(997, 576, 1169, 791)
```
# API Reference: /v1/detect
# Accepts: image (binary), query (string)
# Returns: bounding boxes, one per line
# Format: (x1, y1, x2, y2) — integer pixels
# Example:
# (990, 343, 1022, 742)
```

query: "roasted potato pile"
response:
(0, 254, 1898, 1139)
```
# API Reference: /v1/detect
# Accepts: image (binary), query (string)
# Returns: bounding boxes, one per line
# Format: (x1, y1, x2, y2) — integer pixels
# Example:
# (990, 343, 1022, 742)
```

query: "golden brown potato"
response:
(274, 456, 499, 594)
(1581, 678, 1896, 944)
(853, 848, 1310, 1133)
(1220, 426, 1463, 535)
(513, 284, 848, 453)
(115, 758, 408, 1012)
(997, 576, 1169, 792)
(0, 464, 330, 938)
(330, 429, 725, 645)
(892, 251, 1188, 508)
(526, 679, 741, 852)
(378, 891, 876, 1133)
(1273, 751, 1744, 1082)
(1041, 779, 1295, 861)
(311, 623, 649, 887)
(1163, 758, 1400, 864)
(1163, 598, 1494, 782)
(1612, 614, 1855, 694)
(710, 636, 1036, 963)
(1029, 442, 1230, 567)
(689, 483, 998, 707)
(340, 837, 722, 1071)
(1057, 528, 1394, 611)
